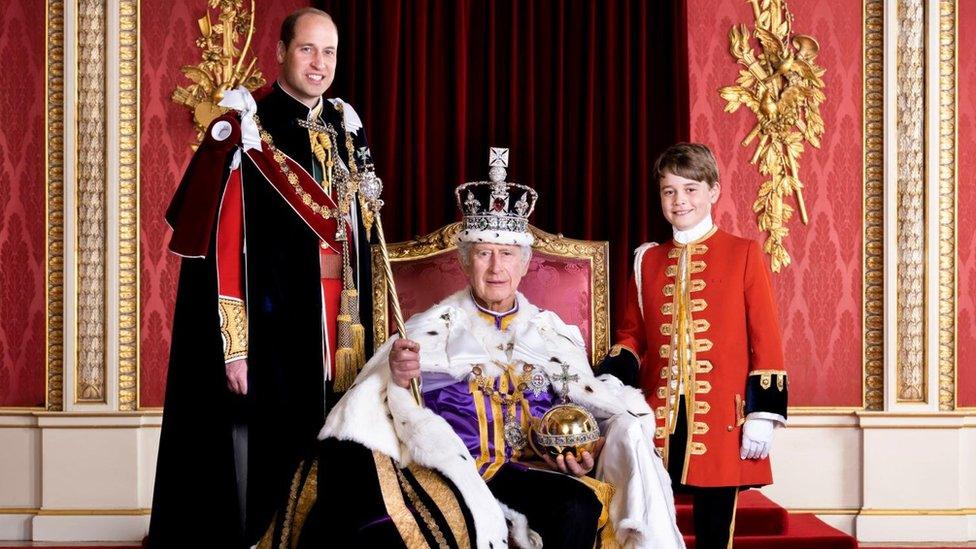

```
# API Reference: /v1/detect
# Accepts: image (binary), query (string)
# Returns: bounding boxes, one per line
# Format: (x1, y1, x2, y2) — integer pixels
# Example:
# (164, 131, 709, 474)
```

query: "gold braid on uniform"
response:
(217, 296, 248, 361)
(332, 101, 367, 392)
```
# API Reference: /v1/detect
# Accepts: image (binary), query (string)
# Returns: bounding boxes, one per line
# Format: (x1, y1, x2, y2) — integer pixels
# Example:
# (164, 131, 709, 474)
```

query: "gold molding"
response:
(27, 424, 159, 429)
(856, 410, 976, 417)
(76, 0, 107, 403)
(0, 508, 152, 515)
(777, 424, 860, 428)
(789, 507, 976, 516)
(36, 508, 152, 516)
(895, 0, 926, 403)
(118, 0, 140, 411)
(0, 407, 46, 414)
(371, 223, 610, 365)
(29, 424, 158, 429)
(858, 424, 968, 429)
(0, 410, 162, 417)
(939, 0, 957, 411)
(858, 508, 976, 516)
(863, 0, 885, 410)
(788, 406, 862, 415)
(46, 0, 66, 410)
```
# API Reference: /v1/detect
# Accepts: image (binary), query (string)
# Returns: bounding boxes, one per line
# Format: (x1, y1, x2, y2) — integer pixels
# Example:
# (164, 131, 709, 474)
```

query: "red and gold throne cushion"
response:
(371, 223, 610, 364)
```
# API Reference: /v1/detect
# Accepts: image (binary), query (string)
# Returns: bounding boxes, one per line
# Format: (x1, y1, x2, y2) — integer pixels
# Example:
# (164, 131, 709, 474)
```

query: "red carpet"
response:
(678, 489, 859, 548)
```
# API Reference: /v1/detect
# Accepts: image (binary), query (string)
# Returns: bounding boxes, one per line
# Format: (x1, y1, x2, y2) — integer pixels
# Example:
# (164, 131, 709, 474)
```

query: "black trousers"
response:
(668, 397, 739, 549)
(487, 463, 602, 549)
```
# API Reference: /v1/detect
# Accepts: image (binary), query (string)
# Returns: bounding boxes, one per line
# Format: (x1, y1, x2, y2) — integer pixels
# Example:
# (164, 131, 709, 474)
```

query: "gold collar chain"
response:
(470, 362, 536, 404)
(253, 114, 349, 221)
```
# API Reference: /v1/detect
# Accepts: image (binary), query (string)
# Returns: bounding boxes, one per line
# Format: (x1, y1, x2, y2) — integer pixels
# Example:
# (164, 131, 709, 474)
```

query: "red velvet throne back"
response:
(371, 223, 610, 364)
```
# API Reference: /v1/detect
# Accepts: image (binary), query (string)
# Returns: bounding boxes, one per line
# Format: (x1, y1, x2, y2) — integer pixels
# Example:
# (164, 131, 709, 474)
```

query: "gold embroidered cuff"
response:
(218, 296, 248, 362)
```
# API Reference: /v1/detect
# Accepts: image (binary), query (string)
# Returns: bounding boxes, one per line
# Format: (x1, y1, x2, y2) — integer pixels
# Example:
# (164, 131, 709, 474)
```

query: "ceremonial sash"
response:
(245, 142, 343, 251)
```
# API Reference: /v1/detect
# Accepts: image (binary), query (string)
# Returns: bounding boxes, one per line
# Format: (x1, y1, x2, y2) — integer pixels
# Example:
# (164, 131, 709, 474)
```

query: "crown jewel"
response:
(454, 148, 538, 245)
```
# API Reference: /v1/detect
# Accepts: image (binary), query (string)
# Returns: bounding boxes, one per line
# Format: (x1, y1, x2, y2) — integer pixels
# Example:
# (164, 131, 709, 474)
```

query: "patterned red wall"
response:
(140, 0, 308, 407)
(957, 1, 976, 408)
(0, 1, 46, 407)
(686, 0, 863, 407)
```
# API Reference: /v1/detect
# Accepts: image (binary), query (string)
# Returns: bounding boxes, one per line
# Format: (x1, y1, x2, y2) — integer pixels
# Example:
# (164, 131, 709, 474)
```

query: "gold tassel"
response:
(333, 348, 358, 392)
(350, 322, 365, 367)
(333, 288, 366, 393)
(332, 202, 366, 392)
(333, 313, 357, 392)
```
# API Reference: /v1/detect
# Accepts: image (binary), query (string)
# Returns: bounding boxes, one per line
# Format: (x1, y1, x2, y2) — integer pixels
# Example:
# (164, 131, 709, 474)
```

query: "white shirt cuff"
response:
(746, 411, 787, 427)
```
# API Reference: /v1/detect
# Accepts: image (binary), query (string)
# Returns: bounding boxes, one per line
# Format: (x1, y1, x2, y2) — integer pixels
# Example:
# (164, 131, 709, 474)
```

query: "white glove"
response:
(740, 417, 775, 460)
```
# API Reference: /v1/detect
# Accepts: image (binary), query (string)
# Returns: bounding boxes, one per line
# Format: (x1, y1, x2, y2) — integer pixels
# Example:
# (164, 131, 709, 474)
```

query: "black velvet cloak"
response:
(148, 82, 374, 547)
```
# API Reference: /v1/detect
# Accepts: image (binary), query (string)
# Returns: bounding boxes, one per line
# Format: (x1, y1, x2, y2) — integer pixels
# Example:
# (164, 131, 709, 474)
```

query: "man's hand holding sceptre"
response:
(356, 164, 424, 406)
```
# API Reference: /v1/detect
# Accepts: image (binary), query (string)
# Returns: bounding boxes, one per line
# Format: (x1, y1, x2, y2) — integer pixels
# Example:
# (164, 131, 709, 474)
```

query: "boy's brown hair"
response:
(652, 143, 720, 188)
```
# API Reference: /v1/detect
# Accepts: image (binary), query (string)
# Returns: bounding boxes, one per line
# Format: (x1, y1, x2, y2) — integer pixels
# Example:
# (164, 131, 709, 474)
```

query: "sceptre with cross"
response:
(356, 163, 425, 406)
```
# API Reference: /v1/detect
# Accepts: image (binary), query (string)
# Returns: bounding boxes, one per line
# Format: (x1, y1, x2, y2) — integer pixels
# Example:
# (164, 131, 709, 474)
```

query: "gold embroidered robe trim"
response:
(373, 451, 430, 548)
(407, 466, 471, 549)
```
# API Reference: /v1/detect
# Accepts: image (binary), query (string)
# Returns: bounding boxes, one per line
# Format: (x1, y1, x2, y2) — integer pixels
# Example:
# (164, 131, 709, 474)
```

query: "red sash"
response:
(245, 142, 344, 252)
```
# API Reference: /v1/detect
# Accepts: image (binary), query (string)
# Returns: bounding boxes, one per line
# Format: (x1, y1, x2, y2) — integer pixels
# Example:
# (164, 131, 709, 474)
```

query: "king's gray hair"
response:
(457, 241, 532, 267)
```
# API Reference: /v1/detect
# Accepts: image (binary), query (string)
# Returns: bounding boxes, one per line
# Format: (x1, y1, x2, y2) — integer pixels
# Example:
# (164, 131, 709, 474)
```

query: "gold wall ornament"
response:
(171, 0, 265, 145)
(719, 0, 826, 272)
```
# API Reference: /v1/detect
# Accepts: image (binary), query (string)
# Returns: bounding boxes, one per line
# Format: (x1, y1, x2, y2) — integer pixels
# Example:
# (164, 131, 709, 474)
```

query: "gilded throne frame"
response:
(371, 223, 610, 365)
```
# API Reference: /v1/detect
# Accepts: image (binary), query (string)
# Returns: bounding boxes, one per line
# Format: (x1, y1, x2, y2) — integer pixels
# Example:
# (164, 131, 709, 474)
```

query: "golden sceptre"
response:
(357, 165, 424, 406)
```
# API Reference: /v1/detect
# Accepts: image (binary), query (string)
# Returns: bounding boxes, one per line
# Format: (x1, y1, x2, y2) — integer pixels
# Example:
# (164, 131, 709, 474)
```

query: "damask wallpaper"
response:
(140, 0, 308, 407)
(0, 1, 46, 407)
(686, 0, 864, 407)
(957, 0, 976, 408)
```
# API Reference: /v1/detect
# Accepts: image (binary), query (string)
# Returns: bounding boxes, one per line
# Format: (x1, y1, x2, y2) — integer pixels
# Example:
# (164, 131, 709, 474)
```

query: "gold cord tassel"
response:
(333, 317, 358, 392)
(332, 239, 365, 393)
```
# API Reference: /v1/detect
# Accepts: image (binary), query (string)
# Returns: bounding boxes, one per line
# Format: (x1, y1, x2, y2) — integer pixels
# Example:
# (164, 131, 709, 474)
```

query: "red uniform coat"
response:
(615, 228, 787, 488)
